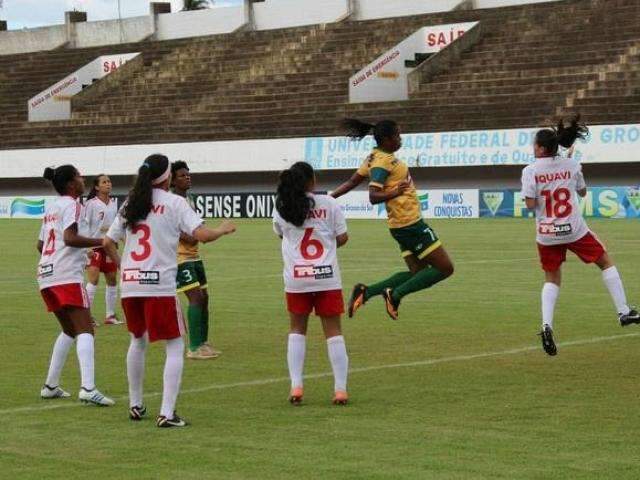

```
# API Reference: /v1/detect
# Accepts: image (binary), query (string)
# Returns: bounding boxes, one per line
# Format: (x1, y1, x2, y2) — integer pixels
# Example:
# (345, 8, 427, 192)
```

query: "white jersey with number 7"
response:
(521, 156, 589, 246)
(273, 194, 347, 293)
(106, 189, 203, 298)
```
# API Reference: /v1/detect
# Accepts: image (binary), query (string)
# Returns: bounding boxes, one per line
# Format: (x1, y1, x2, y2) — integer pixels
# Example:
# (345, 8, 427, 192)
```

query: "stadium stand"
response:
(0, 0, 638, 150)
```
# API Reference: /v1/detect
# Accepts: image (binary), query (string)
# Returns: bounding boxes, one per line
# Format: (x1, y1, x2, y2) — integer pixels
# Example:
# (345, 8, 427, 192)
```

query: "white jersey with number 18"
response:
(106, 188, 203, 298)
(273, 194, 347, 294)
(521, 156, 589, 246)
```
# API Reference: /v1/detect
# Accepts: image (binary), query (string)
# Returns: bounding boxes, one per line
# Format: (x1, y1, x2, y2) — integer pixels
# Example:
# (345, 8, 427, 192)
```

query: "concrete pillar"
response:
(64, 10, 87, 48)
(150, 2, 171, 15)
(0, 21, 7, 31)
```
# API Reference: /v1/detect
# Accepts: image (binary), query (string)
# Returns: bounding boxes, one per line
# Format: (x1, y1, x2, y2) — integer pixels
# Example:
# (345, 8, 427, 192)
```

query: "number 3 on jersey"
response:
(300, 228, 324, 260)
(131, 224, 152, 261)
(541, 188, 572, 218)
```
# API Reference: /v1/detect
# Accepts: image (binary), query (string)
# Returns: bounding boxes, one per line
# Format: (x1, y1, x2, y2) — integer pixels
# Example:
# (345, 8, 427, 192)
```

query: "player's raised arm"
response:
(192, 220, 236, 243)
(331, 171, 366, 199)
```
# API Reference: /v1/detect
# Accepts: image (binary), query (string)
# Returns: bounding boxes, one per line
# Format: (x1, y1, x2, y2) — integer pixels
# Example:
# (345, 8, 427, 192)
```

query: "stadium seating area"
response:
(0, 0, 638, 150)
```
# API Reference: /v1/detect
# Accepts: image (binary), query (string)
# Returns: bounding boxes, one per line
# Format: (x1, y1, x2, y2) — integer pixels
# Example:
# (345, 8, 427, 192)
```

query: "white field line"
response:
(2, 332, 638, 415)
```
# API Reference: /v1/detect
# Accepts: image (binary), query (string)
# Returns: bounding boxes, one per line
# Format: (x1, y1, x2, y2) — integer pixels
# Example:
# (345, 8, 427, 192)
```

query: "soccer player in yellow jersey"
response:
(331, 119, 454, 320)
(171, 161, 220, 359)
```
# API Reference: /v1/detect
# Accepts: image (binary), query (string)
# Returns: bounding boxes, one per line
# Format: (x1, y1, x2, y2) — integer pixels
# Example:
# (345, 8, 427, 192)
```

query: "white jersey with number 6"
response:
(521, 156, 589, 246)
(37, 196, 85, 290)
(273, 194, 347, 293)
(106, 188, 203, 298)
(84, 196, 118, 239)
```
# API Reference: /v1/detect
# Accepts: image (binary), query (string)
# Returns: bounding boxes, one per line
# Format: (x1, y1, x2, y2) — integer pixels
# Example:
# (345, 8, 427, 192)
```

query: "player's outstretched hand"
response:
(219, 220, 236, 236)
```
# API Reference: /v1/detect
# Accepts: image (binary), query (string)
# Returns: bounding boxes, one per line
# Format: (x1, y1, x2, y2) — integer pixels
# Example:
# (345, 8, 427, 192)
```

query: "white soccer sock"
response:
(160, 337, 184, 418)
(287, 333, 306, 389)
(602, 266, 631, 315)
(86, 283, 97, 307)
(326, 335, 349, 393)
(105, 286, 118, 317)
(127, 334, 147, 408)
(45, 332, 74, 387)
(542, 283, 560, 330)
(76, 333, 95, 391)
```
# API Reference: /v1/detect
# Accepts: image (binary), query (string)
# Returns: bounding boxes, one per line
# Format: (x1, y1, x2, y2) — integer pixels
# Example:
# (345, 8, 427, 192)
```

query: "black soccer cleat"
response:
(129, 405, 147, 421)
(348, 283, 367, 318)
(539, 325, 557, 356)
(157, 412, 187, 428)
(619, 309, 640, 327)
(381, 288, 400, 321)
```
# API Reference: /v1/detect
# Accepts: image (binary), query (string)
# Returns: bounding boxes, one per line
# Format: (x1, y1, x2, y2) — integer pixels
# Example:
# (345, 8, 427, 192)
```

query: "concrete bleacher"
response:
(0, 0, 639, 151)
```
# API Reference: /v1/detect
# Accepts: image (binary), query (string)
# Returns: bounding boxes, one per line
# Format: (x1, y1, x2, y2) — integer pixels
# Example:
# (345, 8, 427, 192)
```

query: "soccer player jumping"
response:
(521, 117, 639, 356)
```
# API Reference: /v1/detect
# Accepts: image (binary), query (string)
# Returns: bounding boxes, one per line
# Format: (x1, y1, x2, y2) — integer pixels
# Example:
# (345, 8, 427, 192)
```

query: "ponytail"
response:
(42, 165, 78, 196)
(535, 115, 589, 156)
(342, 118, 399, 146)
(276, 162, 315, 227)
(123, 154, 169, 228)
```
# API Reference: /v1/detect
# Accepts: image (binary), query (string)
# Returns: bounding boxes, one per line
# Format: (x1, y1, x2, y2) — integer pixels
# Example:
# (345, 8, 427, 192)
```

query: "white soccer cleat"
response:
(40, 385, 71, 399)
(104, 315, 123, 325)
(78, 388, 115, 406)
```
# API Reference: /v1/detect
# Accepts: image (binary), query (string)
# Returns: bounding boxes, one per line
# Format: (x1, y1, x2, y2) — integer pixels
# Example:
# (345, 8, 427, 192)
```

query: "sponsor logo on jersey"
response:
(535, 171, 571, 184)
(122, 268, 160, 284)
(38, 263, 54, 278)
(539, 223, 573, 236)
(293, 265, 334, 280)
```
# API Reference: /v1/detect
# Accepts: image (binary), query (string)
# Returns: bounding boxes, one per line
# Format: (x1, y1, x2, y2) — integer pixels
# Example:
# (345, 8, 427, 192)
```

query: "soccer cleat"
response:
(104, 315, 123, 325)
(289, 387, 303, 405)
(381, 288, 400, 320)
(332, 390, 348, 406)
(40, 384, 71, 399)
(157, 412, 187, 428)
(129, 405, 147, 421)
(619, 309, 640, 327)
(78, 388, 115, 406)
(348, 283, 367, 318)
(539, 325, 557, 356)
(201, 342, 222, 357)
(186, 345, 219, 360)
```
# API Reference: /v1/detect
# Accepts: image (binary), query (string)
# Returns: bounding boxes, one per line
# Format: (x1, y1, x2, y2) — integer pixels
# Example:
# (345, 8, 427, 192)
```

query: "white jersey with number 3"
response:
(106, 189, 203, 298)
(84, 197, 118, 239)
(521, 156, 589, 246)
(273, 194, 347, 293)
(37, 196, 86, 290)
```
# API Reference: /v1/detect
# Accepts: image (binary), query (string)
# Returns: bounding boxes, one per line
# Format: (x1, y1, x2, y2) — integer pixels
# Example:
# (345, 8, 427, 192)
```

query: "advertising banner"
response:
(192, 192, 278, 219)
(0, 196, 57, 219)
(480, 187, 640, 219)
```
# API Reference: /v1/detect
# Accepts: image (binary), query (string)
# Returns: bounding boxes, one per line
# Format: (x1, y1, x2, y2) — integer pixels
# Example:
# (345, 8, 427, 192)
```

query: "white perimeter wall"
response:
(75, 16, 154, 48)
(0, 25, 67, 55)
(252, 0, 350, 30)
(156, 6, 248, 40)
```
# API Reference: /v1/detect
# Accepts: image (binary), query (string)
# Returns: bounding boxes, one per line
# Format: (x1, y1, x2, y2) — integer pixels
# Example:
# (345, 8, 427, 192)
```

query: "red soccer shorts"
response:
(121, 296, 185, 342)
(41, 283, 89, 312)
(87, 247, 118, 274)
(286, 290, 345, 317)
(537, 232, 606, 272)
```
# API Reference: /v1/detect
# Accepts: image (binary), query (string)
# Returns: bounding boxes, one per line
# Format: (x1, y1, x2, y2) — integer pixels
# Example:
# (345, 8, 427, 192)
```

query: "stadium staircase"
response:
(0, 0, 638, 150)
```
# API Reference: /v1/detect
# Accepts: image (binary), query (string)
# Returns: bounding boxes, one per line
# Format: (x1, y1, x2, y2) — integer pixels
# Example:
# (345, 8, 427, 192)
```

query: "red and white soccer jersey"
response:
(84, 197, 117, 238)
(37, 196, 87, 290)
(273, 194, 347, 294)
(521, 156, 589, 246)
(106, 188, 203, 298)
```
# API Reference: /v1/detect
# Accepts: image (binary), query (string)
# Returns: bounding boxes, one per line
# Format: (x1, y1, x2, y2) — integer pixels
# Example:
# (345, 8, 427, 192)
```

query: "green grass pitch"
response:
(1, 218, 639, 479)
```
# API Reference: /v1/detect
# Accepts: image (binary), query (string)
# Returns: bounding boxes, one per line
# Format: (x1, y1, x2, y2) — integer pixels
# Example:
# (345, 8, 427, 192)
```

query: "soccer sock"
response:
(160, 337, 184, 418)
(364, 271, 413, 300)
(45, 332, 74, 387)
(202, 302, 209, 343)
(287, 333, 306, 389)
(187, 304, 203, 351)
(392, 267, 446, 302)
(76, 333, 95, 391)
(541, 282, 560, 329)
(86, 283, 97, 307)
(326, 335, 348, 393)
(127, 334, 147, 408)
(105, 286, 118, 317)
(602, 266, 631, 315)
